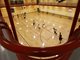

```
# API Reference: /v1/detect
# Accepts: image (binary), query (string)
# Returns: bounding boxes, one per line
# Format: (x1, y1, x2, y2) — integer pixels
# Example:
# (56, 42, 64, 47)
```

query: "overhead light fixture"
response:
(59, 26, 62, 28)
(33, 35, 36, 39)
(26, 20, 28, 22)
(42, 43, 45, 47)
(16, 22, 19, 24)
(19, 28, 22, 30)
(53, 24, 55, 26)
(52, 36, 54, 39)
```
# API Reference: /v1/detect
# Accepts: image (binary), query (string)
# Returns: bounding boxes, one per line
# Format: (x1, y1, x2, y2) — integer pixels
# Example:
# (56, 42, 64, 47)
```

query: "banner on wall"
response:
(10, 0, 24, 4)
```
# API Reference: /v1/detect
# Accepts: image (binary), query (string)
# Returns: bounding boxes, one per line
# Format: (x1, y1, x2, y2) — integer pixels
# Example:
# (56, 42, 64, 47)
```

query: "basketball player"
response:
(33, 20, 36, 26)
(53, 27, 57, 35)
(59, 32, 63, 44)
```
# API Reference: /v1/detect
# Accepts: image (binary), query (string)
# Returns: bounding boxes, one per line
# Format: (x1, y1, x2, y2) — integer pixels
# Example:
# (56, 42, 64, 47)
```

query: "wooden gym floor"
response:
(4, 12, 80, 47)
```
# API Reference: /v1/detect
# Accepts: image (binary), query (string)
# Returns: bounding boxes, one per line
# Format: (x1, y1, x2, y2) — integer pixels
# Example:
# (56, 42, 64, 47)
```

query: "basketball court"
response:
(3, 11, 80, 47)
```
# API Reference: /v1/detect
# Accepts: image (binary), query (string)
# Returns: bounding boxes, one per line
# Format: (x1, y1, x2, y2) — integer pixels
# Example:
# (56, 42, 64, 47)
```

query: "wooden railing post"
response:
(69, 0, 80, 38)
(3, 0, 18, 41)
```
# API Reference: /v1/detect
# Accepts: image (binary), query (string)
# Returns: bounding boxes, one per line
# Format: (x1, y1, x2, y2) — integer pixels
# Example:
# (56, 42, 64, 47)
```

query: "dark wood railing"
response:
(0, 0, 80, 60)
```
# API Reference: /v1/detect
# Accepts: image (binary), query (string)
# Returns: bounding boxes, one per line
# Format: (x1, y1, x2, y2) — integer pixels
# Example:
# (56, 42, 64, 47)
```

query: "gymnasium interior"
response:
(0, 0, 80, 60)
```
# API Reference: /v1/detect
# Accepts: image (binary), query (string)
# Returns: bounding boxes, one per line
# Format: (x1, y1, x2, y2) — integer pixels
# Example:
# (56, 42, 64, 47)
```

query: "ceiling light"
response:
(53, 24, 55, 26)
(19, 28, 22, 30)
(42, 43, 45, 47)
(33, 35, 36, 39)
(52, 36, 54, 39)
(59, 26, 62, 28)
(26, 20, 28, 22)
(16, 22, 19, 24)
